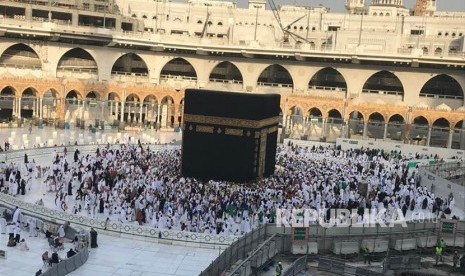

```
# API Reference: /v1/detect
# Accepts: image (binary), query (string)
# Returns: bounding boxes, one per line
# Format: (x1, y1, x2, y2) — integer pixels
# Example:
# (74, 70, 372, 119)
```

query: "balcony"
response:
(159, 75, 197, 89)
(206, 78, 243, 91)
(361, 89, 404, 103)
(255, 82, 293, 94)
(111, 71, 149, 83)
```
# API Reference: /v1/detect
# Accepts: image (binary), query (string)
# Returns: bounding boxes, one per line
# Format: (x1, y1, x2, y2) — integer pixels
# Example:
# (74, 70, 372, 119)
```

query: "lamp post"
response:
(253, 5, 260, 41)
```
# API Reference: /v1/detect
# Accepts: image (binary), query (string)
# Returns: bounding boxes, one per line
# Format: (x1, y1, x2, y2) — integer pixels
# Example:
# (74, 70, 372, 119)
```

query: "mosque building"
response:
(0, 0, 464, 148)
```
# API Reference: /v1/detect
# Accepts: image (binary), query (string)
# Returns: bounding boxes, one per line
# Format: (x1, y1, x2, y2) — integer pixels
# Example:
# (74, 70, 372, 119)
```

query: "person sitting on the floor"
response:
(66, 248, 76, 258)
(49, 252, 61, 265)
(19, 238, 29, 251)
(7, 237, 16, 247)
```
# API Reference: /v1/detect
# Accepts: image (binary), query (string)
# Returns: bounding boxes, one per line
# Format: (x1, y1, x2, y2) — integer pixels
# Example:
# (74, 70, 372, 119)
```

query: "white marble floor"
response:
(0, 226, 218, 276)
(0, 128, 219, 276)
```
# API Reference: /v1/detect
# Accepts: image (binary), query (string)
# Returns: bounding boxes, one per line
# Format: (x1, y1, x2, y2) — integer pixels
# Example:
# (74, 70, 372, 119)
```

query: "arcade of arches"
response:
(0, 43, 464, 149)
(0, 77, 464, 149)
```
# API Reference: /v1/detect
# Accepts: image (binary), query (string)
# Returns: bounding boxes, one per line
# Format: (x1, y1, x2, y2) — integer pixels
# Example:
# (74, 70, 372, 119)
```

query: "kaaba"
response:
(181, 89, 281, 182)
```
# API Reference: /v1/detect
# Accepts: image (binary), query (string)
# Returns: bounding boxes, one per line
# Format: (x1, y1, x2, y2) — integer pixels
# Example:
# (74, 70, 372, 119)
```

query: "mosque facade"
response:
(0, 0, 464, 148)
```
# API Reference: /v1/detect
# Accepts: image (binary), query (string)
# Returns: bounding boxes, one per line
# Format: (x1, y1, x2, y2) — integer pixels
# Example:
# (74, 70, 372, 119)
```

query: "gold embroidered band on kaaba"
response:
(183, 114, 280, 129)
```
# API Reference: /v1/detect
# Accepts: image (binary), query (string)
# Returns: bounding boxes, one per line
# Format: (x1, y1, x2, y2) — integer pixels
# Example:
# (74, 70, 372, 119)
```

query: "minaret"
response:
(425, 0, 437, 15)
(345, 0, 365, 14)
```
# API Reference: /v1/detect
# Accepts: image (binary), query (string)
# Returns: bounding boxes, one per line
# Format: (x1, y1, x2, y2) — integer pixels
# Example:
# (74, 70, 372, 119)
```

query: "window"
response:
(218, 22, 223, 26)
(197, 20, 203, 24)
(142, 15, 147, 19)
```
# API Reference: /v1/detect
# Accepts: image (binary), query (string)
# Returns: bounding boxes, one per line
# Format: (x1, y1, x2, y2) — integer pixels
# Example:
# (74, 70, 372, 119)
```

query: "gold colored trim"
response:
(184, 114, 280, 129)
(225, 128, 243, 136)
(267, 126, 278, 133)
(195, 125, 214, 133)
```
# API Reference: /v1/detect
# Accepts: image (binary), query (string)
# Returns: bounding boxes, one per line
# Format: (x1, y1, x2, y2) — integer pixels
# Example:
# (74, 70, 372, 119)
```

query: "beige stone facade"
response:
(0, 0, 463, 149)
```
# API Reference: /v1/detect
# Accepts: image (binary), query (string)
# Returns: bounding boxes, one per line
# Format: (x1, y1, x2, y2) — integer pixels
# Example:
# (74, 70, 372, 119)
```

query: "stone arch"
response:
(0, 43, 42, 69)
(124, 93, 141, 124)
(431, 118, 451, 148)
(308, 107, 323, 117)
(66, 90, 83, 99)
(141, 95, 158, 124)
(308, 67, 347, 90)
(159, 95, 176, 128)
(452, 120, 465, 149)
(257, 64, 293, 87)
(388, 114, 405, 123)
(368, 112, 385, 122)
(43, 88, 59, 98)
(19, 88, 38, 118)
(420, 74, 464, 99)
(21, 87, 38, 97)
(410, 116, 429, 145)
(0, 86, 17, 97)
(348, 110, 365, 121)
(362, 71, 404, 95)
(386, 114, 405, 141)
(160, 58, 197, 79)
(85, 91, 100, 100)
(143, 94, 158, 104)
(432, 118, 450, 128)
(108, 92, 120, 101)
(347, 110, 364, 138)
(57, 48, 98, 74)
(0, 86, 17, 121)
(111, 53, 149, 76)
(413, 116, 429, 126)
(125, 93, 140, 103)
(328, 109, 342, 119)
(367, 112, 385, 139)
(208, 61, 243, 82)
(454, 120, 465, 129)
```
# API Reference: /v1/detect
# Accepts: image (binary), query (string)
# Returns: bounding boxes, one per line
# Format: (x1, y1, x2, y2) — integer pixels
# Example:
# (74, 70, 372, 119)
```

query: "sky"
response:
(234, 0, 465, 12)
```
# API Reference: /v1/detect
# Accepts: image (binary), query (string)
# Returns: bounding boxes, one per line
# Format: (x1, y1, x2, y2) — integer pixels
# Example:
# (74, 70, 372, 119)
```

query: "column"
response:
(362, 121, 368, 139)
(145, 105, 148, 122)
(320, 118, 327, 139)
(32, 98, 36, 118)
(114, 102, 118, 121)
(151, 104, 155, 123)
(110, 101, 113, 118)
(39, 98, 43, 119)
(426, 127, 432, 146)
(157, 104, 161, 125)
(447, 129, 454, 148)
(17, 97, 21, 119)
(139, 103, 143, 125)
(80, 100, 85, 120)
(383, 122, 388, 140)
(12, 97, 16, 117)
(120, 101, 125, 122)
(167, 102, 171, 128)
(404, 123, 411, 144)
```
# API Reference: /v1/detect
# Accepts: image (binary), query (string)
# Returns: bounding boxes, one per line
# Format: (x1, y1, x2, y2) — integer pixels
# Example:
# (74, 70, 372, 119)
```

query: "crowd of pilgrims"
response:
(1, 142, 458, 236)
